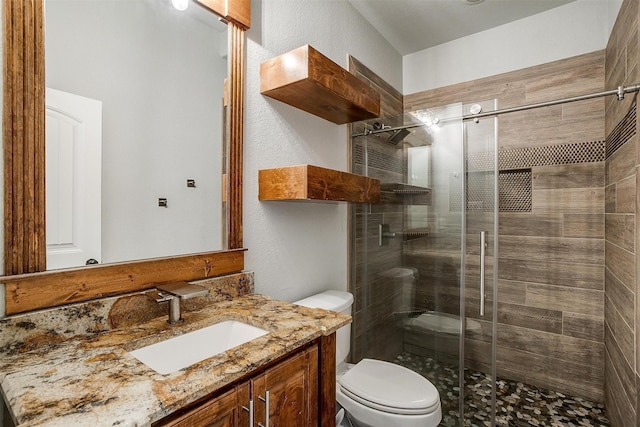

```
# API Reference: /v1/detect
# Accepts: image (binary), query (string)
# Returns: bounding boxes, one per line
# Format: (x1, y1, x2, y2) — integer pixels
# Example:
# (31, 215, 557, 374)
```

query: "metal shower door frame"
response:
(458, 100, 499, 427)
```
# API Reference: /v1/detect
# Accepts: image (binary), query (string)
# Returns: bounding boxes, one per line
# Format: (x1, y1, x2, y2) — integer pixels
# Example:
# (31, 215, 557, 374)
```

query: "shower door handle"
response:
(480, 231, 486, 316)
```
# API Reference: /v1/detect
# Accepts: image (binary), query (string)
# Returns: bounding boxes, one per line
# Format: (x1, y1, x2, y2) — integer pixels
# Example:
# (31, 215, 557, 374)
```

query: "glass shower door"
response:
(460, 101, 498, 426)
(349, 101, 498, 427)
(405, 103, 467, 425)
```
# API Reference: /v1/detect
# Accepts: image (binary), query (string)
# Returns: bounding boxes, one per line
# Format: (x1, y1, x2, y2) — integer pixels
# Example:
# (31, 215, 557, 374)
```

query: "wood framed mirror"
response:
(2, 0, 248, 315)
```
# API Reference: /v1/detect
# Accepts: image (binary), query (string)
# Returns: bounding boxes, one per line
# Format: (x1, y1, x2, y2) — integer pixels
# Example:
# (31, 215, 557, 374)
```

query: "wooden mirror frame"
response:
(2, 0, 248, 315)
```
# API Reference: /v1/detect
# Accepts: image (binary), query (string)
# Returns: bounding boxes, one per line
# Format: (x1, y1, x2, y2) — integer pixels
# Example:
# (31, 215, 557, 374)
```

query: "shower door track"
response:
(351, 83, 640, 137)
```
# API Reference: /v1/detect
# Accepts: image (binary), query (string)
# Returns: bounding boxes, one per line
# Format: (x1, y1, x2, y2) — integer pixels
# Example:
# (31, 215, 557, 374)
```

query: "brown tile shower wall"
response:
(604, 0, 640, 425)
(404, 51, 607, 401)
(349, 57, 405, 363)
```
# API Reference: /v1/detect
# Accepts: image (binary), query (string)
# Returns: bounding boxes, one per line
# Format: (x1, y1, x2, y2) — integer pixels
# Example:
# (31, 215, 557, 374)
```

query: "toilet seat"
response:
(338, 359, 440, 415)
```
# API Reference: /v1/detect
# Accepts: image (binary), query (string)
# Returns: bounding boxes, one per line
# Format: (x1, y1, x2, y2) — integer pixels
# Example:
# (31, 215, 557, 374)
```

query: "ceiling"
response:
(349, 0, 576, 56)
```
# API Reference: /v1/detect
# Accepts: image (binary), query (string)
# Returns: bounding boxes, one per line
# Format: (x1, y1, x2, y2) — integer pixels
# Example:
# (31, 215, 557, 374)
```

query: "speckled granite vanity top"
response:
(0, 273, 350, 426)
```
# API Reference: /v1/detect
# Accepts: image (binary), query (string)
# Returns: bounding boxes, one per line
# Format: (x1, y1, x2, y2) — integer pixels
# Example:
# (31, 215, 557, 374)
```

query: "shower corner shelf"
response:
(259, 45, 381, 124)
(381, 183, 432, 205)
(379, 224, 429, 246)
(258, 164, 380, 203)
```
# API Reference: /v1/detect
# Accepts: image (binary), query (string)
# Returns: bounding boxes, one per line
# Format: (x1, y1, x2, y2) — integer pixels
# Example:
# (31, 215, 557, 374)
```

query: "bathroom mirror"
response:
(2, 0, 248, 314)
(44, 0, 228, 270)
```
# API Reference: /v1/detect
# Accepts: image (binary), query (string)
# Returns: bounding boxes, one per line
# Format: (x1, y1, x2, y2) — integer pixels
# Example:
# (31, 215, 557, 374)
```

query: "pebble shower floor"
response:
(394, 352, 610, 427)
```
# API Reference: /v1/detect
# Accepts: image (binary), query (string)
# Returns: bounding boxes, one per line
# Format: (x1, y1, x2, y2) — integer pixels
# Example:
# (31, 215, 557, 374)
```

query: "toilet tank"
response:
(294, 290, 353, 367)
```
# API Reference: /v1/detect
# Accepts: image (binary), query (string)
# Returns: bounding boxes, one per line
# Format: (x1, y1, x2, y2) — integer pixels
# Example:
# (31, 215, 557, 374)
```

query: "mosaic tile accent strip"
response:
(605, 103, 636, 159)
(355, 136, 602, 215)
(499, 140, 605, 171)
(356, 138, 604, 176)
(454, 139, 604, 213)
(499, 169, 532, 212)
(394, 352, 610, 427)
(449, 172, 464, 212)
(449, 171, 496, 213)
(468, 141, 605, 173)
(450, 170, 532, 213)
(468, 151, 497, 172)
(467, 171, 496, 212)
(354, 141, 406, 175)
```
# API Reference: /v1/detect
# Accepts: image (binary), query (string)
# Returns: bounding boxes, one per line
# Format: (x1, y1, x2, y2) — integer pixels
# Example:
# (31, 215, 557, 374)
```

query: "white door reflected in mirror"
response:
(46, 88, 102, 270)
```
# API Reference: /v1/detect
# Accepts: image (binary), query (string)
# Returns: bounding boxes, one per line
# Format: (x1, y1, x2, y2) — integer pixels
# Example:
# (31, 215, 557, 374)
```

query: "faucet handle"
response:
(156, 282, 209, 300)
(146, 289, 173, 303)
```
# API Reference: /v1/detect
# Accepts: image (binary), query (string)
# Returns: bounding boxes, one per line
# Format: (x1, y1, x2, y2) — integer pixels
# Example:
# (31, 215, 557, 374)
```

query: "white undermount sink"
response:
(129, 320, 269, 375)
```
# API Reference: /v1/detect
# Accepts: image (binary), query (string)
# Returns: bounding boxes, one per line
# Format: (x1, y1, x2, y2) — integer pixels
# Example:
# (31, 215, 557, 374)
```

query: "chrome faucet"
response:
(147, 282, 209, 324)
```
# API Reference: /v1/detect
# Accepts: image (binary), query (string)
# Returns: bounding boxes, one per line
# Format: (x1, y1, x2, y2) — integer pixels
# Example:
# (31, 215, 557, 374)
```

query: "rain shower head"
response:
(387, 129, 410, 145)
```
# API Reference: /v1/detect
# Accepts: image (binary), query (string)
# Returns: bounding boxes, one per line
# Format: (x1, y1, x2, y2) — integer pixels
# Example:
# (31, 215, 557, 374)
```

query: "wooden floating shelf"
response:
(260, 45, 380, 124)
(259, 165, 380, 203)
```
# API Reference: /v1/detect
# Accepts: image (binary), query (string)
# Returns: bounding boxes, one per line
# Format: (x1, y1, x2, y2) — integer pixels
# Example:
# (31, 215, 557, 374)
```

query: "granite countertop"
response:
(0, 293, 351, 426)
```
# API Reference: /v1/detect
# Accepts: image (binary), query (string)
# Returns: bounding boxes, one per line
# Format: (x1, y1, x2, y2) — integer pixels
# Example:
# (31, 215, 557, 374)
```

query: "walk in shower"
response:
(350, 101, 499, 425)
(349, 97, 611, 426)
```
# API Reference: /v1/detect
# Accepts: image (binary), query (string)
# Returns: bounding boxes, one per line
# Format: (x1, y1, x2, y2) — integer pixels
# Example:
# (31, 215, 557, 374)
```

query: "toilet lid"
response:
(338, 359, 440, 415)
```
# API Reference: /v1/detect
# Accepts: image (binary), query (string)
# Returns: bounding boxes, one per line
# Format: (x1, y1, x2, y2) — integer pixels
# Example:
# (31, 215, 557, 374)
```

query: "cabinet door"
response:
(254, 345, 319, 427)
(162, 383, 250, 427)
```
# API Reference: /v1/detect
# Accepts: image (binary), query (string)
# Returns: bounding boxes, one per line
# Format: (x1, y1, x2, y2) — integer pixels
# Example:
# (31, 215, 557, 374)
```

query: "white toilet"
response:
(294, 290, 442, 427)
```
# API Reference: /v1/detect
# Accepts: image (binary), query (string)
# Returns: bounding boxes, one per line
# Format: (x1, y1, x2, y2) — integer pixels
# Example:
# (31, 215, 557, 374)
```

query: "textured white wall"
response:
(244, 0, 402, 302)
(403, 0, 623, 94)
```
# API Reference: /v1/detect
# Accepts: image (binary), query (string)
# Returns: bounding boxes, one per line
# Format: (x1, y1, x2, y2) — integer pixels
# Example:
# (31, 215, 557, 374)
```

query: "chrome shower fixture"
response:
(372, 121, 392, 131)
(469, 104, 482, 114)
(470, 104, 482, 123)
(365, 122, 410, 145)
(388, 129, 411, 145)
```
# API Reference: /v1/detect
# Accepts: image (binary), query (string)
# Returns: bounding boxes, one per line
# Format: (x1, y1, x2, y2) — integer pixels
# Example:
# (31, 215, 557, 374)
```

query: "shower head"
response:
(387, 129, 410, 145)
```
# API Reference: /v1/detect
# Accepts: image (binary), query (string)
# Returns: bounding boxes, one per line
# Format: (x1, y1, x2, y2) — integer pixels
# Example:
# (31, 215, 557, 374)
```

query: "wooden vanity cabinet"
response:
(159, 344, 319, 427)
(161, 384, 250, 427)
(253, 343, 318, 425)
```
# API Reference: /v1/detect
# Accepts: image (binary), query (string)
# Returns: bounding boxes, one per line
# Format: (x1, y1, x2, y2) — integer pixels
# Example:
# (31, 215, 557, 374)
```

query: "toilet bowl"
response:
(337, 359, 441, 427)
(403, 311, 482, 335)
(294, 290, 442, 427)
(402, 311, 482, 363)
